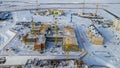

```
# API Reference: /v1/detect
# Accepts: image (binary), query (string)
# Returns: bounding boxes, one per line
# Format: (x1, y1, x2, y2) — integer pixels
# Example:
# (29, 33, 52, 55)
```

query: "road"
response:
(0, 51, 87, 66)
(103, 9, 120, 19)
(74, 24, 88, 51)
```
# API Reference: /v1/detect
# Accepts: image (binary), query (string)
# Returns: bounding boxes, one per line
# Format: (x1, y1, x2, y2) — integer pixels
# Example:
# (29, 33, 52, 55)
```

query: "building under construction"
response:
(45, 24, 80, 51)
(63, 26, 80, 51)
(22, 18, 51, 51)
(87, 25, 104, 45)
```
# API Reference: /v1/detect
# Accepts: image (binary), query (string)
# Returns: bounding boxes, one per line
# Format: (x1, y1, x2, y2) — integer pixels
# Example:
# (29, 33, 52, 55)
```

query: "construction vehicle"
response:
(0, 57, 6, 64)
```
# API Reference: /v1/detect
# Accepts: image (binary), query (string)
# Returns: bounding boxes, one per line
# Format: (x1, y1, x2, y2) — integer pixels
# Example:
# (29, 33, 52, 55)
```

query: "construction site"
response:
(0, 0, 120, 68)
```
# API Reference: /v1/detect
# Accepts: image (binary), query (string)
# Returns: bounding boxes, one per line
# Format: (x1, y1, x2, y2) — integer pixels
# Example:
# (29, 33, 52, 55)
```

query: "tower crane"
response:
(55, 18, 58, 46)
(34, 0, 39, 15)
(53, 10, 59, 46)
(95, 3, 99, 16)
(31, 17, 35, 29)
(82, 0, 85, 15)
(65, 38, 85, 61)
(65, 38, 70, 61)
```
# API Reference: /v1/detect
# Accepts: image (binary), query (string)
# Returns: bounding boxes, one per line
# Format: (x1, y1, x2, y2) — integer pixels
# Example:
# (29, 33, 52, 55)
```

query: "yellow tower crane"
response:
(65, 38, 70, 61)
(31, 17, 35, 29)
(35, 0, 39, 15)
(53, 10, 59, 46)
(95, 3, 99, 16)
(65, 38, 85, 61)
(54, 19, 58, 46)
(82, 0, 85, 15)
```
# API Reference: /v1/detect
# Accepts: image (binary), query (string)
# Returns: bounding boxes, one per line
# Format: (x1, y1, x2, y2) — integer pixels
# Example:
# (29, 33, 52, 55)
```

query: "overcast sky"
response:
(1, 0, 120, 3)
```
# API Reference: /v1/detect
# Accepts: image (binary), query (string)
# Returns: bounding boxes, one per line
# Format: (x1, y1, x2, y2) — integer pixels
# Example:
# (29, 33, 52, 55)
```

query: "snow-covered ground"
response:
(0, 0, 120, 67)
(73, 15, 120, 68)
(0, 30, 16, 50)
(0, 9, 117, 66)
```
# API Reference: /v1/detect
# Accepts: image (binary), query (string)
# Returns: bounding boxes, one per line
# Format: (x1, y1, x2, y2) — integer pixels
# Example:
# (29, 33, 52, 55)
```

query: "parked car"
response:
(33, 58, 39, 66)
(0, 12, 12, 20)
(0, 57, 6, 64)
(25, 59, 33, 68)
(6, 47, 19, 54)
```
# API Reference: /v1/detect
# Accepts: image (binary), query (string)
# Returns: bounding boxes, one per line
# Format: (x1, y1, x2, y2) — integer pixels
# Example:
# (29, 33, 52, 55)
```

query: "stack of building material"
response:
(113, 19, 120, 31)
(87, 25, 104, 45)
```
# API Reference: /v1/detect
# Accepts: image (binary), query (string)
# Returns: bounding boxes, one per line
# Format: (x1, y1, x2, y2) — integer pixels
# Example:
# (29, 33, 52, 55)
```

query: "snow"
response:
(33, 15, 53, 22)
(0, 30, 16, 51)
(13, 11, 32, 22)
(0, 0, 120, 67)
(1, 0, 120, 3)
(0, 54, 85, 66)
